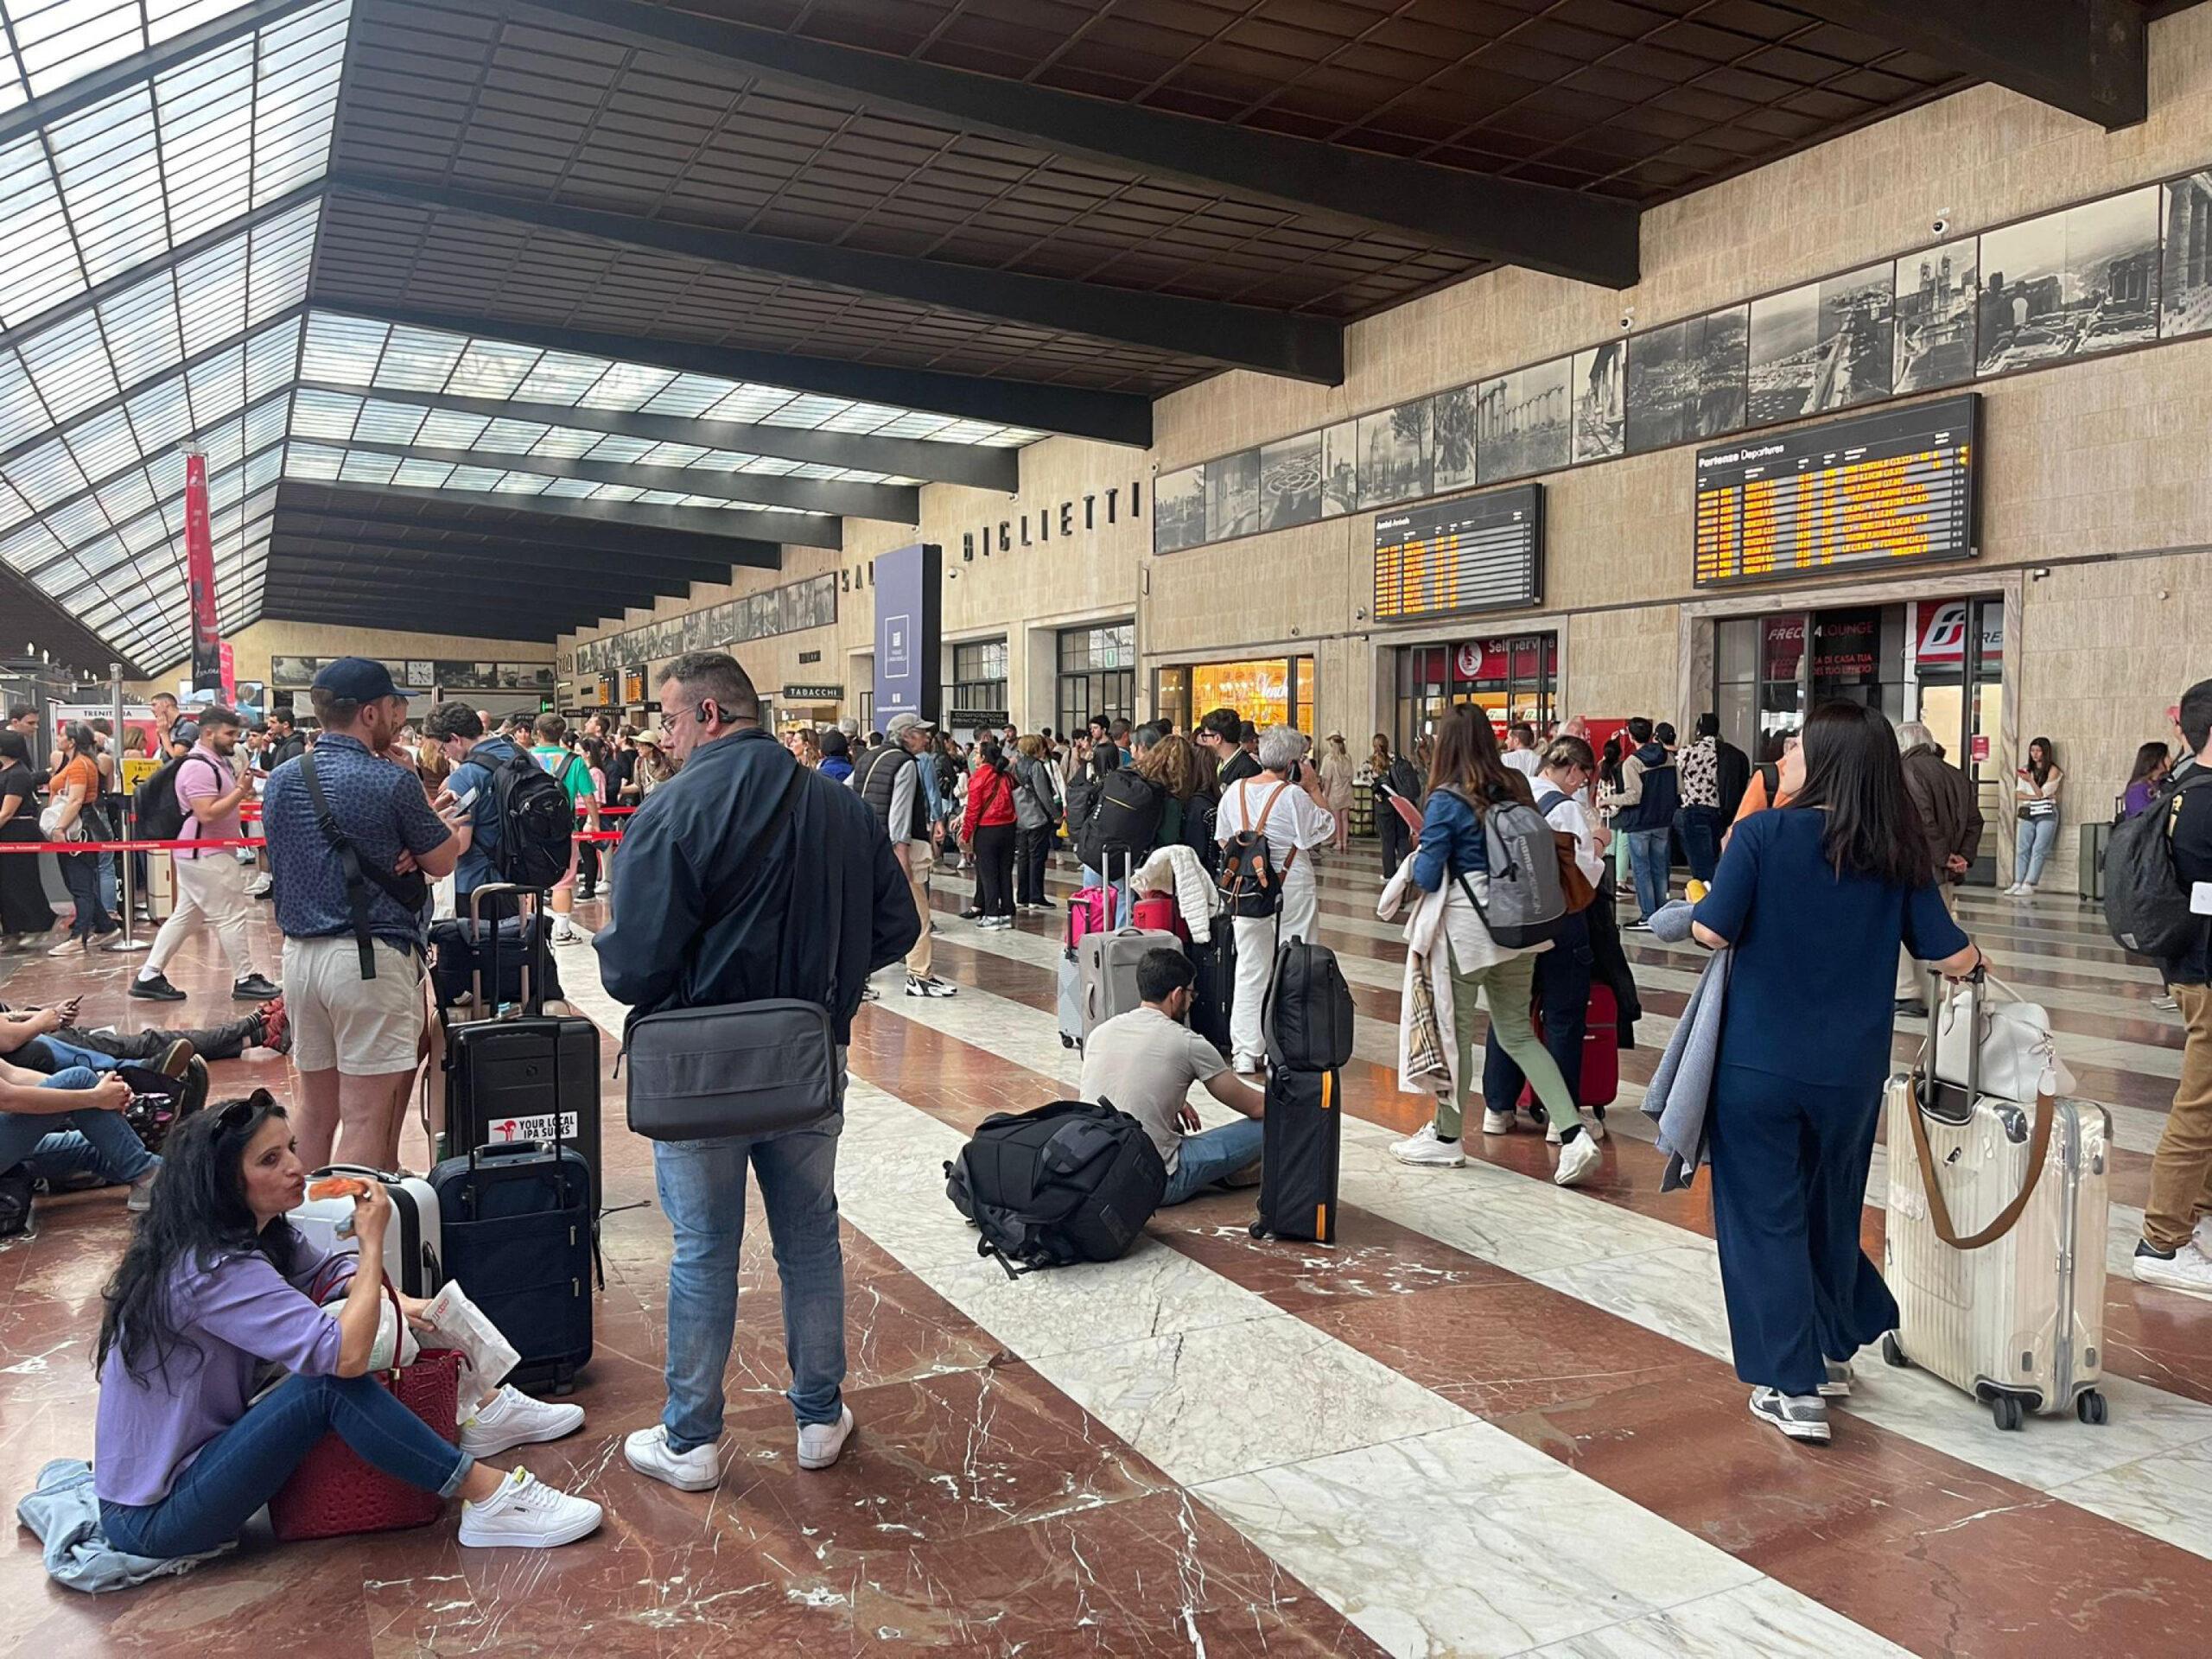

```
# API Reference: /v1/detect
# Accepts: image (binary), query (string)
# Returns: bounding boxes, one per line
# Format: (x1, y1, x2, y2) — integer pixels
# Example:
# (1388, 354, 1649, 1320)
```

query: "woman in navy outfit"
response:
(1690, 702, 1982, 1444)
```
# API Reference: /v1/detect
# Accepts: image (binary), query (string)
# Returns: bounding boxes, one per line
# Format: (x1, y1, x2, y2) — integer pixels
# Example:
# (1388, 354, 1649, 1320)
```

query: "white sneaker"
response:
(550, 919, 582, 945)
(624, 1423, 721, 1491)
(460, 1385, 586, 1457)
(455, 1469, 602, 1548)
(1389, 1122, 1466, 1167)
(796, 1405, 855, 1471)
(1554, 1130, 1601, 1187)
(904, 975, 957, 998)
(1544, 1114, 1563, 1145)
(1481, 1109, 1515, 1136)
(2133, 1239, 2212, 1300)
(2002, 883, 2024, 897)
(47, 936, 86, 957)
(1818, 1360, 1853, 1398)
(2154, 994, 2179, 1011)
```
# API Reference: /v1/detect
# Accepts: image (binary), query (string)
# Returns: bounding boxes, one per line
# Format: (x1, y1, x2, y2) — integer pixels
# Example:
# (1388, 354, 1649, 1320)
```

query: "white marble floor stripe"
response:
(556, 929, 1909, 1659)
(832, 941, 2212, 1568)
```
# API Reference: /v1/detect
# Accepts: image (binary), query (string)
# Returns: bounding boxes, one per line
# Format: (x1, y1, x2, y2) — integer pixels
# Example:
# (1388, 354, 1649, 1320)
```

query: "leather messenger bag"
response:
(625, 760, 843, 1141)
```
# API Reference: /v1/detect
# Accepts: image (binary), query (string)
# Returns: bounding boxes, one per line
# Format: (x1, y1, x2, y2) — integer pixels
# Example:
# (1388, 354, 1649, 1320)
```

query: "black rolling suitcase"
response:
(440, 883, 602, 1214)
(1188, 927, 1236, 1057)
(1249, 1067, 1341, 1244)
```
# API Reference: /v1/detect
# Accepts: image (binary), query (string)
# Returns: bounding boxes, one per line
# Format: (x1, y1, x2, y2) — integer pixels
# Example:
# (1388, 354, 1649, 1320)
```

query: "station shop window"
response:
(947, 638, 1008, 729)
(1715, 596, 2002, 876)
(1392, 634, 1556, 757)
(1057, 623, 1135, 739)
(1154, 656, 1316, 736)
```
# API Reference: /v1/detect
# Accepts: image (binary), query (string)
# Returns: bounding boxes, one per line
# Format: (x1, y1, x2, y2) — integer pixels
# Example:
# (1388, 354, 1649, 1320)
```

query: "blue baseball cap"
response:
(311, 657, 404, 702)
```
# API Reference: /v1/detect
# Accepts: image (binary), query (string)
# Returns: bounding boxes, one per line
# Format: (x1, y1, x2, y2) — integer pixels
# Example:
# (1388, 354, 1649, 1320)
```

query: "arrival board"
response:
(1373, 483, 1542, 622)
(1694, 394, 1977, 588)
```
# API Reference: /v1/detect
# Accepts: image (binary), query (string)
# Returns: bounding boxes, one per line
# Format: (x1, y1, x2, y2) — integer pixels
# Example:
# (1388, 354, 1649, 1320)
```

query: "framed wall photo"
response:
(1154, 465, 1207, 552)
(1357, 400, 1431, 509)
(1431, 386, 1478, 492)
(1895, 238, 1980, 391)
(1748, 264, 1893, 423)
(2164, 172, 2212, 338)
(1258, 431, 1323, 531)
(1206, 449, 1262, 541)
(1476, 358, 1571, 484)
(1571, 342, 1624, 461)
(1980, 188, 2158, 375)
(1319, 420, 1359, 517)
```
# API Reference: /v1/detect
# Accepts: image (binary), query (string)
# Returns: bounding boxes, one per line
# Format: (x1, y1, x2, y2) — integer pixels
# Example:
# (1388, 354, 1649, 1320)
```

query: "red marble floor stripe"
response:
(847, 997, 2212, 1658)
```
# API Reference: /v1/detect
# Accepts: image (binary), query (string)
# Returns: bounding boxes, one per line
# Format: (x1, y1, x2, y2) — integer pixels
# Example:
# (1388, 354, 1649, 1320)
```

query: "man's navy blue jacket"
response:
(594, 727, 918, 1040)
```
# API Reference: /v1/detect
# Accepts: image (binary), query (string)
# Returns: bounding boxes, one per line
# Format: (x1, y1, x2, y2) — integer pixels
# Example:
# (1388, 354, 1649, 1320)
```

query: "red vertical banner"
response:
(219, 641, 236, 702)
(185, 451, 221, 690)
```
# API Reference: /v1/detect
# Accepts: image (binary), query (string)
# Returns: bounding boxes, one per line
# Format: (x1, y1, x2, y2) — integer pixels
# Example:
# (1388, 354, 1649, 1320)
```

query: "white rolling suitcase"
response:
(1882, 971, 2109, 1430)
(289, 1164, 444, 1297)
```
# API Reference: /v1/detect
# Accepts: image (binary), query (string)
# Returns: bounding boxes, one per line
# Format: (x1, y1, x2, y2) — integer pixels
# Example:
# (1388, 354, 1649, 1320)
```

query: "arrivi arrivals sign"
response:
(184, 451, 223, 692)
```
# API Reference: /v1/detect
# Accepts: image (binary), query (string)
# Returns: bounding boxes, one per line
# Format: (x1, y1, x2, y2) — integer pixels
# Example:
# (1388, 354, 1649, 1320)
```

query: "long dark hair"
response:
(96, 1091, 299, 1385)
(976, 736, 1009, 776)
(2027, 736, 2056, 785)
(2130, 741, 2171, 789)
(1427, 706, 1532, 811)
(1787, 702, 1926, 887)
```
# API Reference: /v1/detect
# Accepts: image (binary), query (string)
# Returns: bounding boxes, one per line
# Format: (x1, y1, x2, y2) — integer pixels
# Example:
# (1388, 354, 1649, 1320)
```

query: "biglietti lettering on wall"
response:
(962, 480, 1144, 562)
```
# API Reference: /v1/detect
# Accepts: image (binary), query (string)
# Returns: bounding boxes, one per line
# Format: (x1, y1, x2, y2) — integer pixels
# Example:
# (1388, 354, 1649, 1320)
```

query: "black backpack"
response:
(1262, 939, 1356, 1070)
(1183, 791, 1221, 877)
(944, 1100, 1166, 1277)
(1074, 768, 1166, 871)
(1217, 779, 1296, 918)
(133, 752, 219, 841)
(2106, 770, 2212, 957)
(484, 745, 574, 889)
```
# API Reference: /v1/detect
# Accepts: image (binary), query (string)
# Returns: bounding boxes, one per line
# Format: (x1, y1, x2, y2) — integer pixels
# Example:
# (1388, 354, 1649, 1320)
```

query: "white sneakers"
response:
(1818, 1360, 1854, 1398)
(2003, 882, 2038, 898)
(456, 1470, 603, 1548)
(550, 918, 582, 945)
(1481, 1109, 1515, 1135)
(625, 1424, 722, 1491)
(460, 1385, 586, 1458)
(625, 1407, 857, 1489)
(2133, 1238, 2212, 1300)
(1748, 1387, 1832, 1443)
(1553, 1131, 1601, 1187)
(797, 1405, 856, 1470)
(1389, 1122, 1466, 1166)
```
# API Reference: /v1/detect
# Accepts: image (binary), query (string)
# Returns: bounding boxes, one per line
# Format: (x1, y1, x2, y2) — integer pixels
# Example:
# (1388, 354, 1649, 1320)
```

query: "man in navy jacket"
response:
(595, 651, 917, 1497)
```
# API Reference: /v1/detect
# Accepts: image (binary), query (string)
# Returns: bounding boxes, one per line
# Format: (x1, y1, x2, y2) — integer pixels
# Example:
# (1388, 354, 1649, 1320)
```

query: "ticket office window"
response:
(1058, 623, 1135, 739)
(1155, 656, 1316, 737)
(1393, 634, 1557, 757)
(948, 638, 1008, 728)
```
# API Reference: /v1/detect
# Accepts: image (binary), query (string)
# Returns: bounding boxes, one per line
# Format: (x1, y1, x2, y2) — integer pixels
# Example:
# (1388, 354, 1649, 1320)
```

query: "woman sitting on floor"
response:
(92, 1092, 602, 1558)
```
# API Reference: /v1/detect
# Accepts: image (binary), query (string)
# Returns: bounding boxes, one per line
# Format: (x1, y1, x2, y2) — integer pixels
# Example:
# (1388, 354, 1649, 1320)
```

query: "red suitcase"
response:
(1519, 982, 1618, 1109)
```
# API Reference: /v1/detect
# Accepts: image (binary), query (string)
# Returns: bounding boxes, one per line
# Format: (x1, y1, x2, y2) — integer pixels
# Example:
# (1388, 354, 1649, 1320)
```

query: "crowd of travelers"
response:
(6, 652, 2212, 1592)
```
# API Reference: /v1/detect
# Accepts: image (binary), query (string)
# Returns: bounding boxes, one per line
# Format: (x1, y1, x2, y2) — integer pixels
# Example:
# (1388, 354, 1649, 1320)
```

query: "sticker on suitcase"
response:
(485, 1112, 581, 1143)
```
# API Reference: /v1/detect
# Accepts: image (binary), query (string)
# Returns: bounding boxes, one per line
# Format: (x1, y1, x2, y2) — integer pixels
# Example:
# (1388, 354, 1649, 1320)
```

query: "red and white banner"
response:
(185, 451, 221, 690)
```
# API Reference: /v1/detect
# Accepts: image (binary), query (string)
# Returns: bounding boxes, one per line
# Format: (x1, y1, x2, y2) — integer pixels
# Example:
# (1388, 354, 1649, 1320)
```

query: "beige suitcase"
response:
(1881, 975, 2110, 1430)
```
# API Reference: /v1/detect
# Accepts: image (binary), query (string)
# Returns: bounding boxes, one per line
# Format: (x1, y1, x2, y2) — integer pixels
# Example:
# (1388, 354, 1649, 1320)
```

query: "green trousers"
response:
(1439, 950, 1580, 1141)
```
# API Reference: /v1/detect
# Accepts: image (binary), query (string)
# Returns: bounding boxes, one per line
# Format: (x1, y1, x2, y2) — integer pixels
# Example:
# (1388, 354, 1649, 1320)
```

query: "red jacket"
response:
(961, 764, 1017, 839)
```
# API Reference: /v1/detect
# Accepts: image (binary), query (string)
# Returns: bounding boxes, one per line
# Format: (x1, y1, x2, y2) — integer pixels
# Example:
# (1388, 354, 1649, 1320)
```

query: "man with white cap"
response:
(854, 712, 956, 999)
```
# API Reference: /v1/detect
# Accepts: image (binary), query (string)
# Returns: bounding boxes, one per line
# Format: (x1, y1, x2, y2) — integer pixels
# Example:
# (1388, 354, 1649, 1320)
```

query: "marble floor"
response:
(3, 853, 2210, 1657)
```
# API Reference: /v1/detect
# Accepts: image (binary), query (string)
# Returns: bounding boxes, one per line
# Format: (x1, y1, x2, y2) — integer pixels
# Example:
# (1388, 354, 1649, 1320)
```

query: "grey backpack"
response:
(1439, 786, 1568, 950)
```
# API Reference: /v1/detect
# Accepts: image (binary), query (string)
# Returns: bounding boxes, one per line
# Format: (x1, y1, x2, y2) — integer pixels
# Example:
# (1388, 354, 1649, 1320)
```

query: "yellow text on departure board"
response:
(1695, 444, 1962, 585)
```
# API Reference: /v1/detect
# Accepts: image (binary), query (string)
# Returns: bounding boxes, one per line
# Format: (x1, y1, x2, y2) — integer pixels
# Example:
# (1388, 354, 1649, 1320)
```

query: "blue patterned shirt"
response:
(263, 734, 452, 950)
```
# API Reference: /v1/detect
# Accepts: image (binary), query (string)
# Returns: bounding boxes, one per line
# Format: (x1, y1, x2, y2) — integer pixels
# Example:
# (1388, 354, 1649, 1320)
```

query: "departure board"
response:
(1694, 394, 1977, 588)
(1373, 483, 1543, 622)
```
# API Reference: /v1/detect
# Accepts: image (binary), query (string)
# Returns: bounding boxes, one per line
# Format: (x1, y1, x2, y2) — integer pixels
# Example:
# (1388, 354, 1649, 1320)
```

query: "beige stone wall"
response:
(132, 619, 552, 698)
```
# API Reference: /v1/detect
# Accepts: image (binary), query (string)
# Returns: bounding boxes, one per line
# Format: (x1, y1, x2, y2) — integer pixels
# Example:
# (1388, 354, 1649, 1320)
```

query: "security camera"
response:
(1618, 309, 1635, 332)
(1930, 215, 1950, 237)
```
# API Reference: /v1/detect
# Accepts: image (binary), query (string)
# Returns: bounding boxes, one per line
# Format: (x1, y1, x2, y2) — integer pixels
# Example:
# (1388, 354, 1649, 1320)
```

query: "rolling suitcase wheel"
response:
(1991, 1394, 2024, 1432)
(2075, 1389, 2109, 1426)
(1881, 1332, 1908, 1368)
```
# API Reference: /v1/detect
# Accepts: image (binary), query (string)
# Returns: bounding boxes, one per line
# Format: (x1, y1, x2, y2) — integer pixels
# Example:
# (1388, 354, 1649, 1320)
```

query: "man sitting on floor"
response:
(0, 996, 287, 1066)
(0, 1054, 163, 1210)
(1077, 948, 1266, 1205)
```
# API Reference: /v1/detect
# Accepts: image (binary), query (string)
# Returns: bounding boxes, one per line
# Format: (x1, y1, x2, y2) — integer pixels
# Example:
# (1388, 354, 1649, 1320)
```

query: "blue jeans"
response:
(1160, 1116, 1266, 1205)
(1675, 806, 1722, 884)
(654, 1109, 847, 1452)
(99, 1372, 473, 1559)
(22, 1035, 120, 1073)
(2015, 816, 2057, 885)
(0, 1068, 158, 1184)
(1625, 828, 1671, 919)
(58, 851, 116, 942)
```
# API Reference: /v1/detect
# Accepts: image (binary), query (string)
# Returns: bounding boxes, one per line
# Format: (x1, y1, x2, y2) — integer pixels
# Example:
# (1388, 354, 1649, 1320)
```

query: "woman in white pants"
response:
(1217, 728, 1338, 1074)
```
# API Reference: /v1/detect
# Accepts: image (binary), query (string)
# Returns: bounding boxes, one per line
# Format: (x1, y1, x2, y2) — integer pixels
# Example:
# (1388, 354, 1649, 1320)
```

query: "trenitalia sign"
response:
(959, 480, 1144, 563)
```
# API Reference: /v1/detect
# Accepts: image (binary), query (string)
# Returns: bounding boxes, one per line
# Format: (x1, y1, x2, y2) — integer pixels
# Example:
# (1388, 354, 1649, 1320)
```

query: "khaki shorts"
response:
(283, 934, 426, 1075)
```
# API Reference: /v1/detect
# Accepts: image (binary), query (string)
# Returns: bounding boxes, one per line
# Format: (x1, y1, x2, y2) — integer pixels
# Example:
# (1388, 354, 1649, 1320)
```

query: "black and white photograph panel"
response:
(1319, 420, 1360, 518)
(1357, 400, 1432, 509)
(1572, 341, 1624, 462)
(1894, 238, 1980, 392)
(1154, 465, 1207, 552)
(1748, 264, 1892, 422)
(1477, 358, 1572, 483)
(1206, 448, 1262, 542)
(1980, 189, 2157, 373)
(2164, 171, 2212, 338)
(1259, 431, 1324, 531)
(1431, 386, 1478, 492)
(1689, 305, 1748, 439)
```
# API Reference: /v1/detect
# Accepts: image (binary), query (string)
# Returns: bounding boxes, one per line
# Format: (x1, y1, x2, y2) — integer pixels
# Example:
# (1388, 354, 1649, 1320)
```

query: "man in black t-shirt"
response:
(1198, 707, 1259, 788)
(2138, 677, 2212, 1300)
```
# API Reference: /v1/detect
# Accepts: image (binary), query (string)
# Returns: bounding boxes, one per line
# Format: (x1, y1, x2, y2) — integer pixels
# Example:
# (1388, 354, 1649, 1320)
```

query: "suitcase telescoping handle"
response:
(1909, 964, 2056, 1250)
(467, 880, 543, 1018)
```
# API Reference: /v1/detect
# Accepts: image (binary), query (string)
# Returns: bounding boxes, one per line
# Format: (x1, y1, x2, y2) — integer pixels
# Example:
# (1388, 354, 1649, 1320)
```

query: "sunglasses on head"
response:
(215, 1092, 276, 1134)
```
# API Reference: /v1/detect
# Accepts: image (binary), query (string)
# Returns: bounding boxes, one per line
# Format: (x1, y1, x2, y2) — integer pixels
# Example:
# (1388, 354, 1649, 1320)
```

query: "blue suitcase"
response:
(431, 1140, 594, 1394)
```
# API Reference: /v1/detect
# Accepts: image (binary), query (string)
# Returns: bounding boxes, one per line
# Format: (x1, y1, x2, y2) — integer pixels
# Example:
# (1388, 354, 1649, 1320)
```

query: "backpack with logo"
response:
(2105, 771, 2212, 957)
(1217, 780, 1295, 918)
(485, 747, 574, 889)
(133, 751, 218, 842)
(1440, 785, 1568, 950)
(1074, 767, 1166, 871)
(943, 1100, 1166, 1277)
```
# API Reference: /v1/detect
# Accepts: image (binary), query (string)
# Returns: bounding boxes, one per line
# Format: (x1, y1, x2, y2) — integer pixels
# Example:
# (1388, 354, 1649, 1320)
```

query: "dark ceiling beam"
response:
(270, 527, 733, 586)
(264, 562, 688, 612)
(0, 565, 146, 678)
(334, 303, 1151, 448)
(1785, 0, 2145, 128)
(292, 378, 1013, 490)
(510, 0, 1640, 289)
(331, 173, 1344, 385)
(261, 588, 636, 638)
(287, 475, 842, 549)
(299, 433, 919, 522)
(0, 0, 332, 148)
(260, 600, 563, 643)
(271, 489, 784, 566)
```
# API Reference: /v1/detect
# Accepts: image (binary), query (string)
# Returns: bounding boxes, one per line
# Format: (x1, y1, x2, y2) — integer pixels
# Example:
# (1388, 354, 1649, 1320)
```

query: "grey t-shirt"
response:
(1077, 1005, 1227, 1175)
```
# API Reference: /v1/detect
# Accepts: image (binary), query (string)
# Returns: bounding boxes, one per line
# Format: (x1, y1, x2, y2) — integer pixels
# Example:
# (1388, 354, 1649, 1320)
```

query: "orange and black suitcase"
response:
(1250, 1067, 1339, 1244)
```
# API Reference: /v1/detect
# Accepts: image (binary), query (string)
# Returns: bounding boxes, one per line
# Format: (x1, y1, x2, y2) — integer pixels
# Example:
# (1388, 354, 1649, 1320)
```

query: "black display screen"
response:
(1373, 483, 1542, 622)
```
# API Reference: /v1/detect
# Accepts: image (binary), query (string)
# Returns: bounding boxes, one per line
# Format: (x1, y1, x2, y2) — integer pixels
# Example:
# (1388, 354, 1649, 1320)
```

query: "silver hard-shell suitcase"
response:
(1078, 927, 1180, 1047)
(1881, 971, 2110, 1429)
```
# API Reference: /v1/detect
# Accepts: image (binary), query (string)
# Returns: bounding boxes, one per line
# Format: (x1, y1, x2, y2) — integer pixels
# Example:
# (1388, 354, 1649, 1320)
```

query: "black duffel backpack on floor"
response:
(945, 1100, 1166, 1278)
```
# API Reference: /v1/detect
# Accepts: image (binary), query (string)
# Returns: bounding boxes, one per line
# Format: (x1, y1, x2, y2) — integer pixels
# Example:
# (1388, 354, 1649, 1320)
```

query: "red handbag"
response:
(269, 1285, 463, 1542)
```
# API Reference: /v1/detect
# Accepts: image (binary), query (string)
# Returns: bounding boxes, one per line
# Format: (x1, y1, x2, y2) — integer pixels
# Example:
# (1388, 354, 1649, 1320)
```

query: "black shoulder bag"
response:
(624, 760, 842, 1141)
(297, 750, 429, 980)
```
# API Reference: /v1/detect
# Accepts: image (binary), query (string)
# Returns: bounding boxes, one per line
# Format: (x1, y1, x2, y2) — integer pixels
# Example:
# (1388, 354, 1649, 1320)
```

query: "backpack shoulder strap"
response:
(1535, 789, 1569, 817)
(300, 752, 386, 980)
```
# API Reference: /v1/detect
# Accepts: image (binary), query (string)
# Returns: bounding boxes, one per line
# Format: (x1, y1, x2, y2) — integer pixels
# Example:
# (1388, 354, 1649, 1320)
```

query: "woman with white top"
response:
(1319, 734, 1356, 852)
(2006, 736, 2063, 896)
(1215, 728, 1337, 1075)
